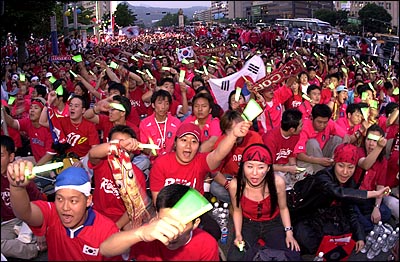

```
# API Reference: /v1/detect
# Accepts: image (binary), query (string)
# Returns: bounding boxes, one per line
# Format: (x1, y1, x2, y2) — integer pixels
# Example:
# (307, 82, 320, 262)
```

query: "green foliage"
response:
(358, 3, 392, 34)
(114, 2, 137, 27)
(154, 12, 188, 27)
(0, 0, 62, 41)
(313, 9, 337, 26)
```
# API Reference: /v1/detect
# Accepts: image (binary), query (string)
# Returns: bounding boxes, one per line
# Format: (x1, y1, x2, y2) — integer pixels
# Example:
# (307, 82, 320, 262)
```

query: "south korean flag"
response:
(177, 46, 194, 62)
(82, 245, 99, 256)
(208, 55, 266, 111)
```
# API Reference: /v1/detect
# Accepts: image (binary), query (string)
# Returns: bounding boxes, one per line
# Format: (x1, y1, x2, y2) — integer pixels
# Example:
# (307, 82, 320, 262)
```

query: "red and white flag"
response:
(177, 46, 194, 61)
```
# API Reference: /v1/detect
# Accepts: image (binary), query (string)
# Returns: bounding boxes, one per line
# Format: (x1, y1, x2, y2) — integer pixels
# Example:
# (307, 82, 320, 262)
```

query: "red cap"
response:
(176, 123, 201, 142)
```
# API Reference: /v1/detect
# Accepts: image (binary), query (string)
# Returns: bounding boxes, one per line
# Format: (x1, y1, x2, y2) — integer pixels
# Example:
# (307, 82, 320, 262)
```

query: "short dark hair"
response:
(346, 103, 361, 115)
(112, 95, 132, 116)
(312, 104, 332, 119)
(385, 102, 399, 116)
(70, 95, 88, 109)
(34, 85, 47, 98)
(281, 108, 303, 131)
(192, 92, 214, 108)
(108, 125, 137, 141)
(108, 82, 126, 96)
(156, 184, 190, 212)
(307, 84, 321, 95)
(151, 89, 172, 105)
(219, 110, 243, 134)
(1, 135, 15, 154)
(160, 77, 174, 86)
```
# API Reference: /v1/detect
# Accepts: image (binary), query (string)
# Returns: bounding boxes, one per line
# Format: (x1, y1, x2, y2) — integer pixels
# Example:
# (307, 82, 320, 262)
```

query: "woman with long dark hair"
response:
(227, 143, 301, 261)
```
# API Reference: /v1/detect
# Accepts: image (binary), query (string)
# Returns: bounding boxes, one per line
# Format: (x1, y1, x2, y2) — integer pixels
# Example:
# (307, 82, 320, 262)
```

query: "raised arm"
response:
(7, 159, 44, 227)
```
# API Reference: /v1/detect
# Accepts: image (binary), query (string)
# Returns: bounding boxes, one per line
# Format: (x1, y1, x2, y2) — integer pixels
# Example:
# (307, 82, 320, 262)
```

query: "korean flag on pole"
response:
(208, 55, 266, 111)
(121, 26, 139, 38)
(177, 46, 194, 62)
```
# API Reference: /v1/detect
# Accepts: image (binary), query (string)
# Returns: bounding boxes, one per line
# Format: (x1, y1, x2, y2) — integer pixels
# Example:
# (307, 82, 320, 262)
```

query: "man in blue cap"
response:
(6, 162, 186, 261)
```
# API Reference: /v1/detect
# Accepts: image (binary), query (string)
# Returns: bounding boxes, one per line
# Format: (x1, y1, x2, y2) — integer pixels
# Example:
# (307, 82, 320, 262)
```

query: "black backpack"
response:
(286, 173, 318, 212)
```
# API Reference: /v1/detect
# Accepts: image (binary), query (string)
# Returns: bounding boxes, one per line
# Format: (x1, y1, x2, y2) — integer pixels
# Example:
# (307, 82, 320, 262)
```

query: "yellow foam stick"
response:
(179, 69, 186, 83)
(241, 99, 263, 122)
(368, 82, 375, 93)
(136, 70, 145, 75)
(109, 61, 119, 69)
(226, 57, 231, 64)
(234, 87, 242, 102)
(367, 133, 381, 141)
(162, 67, 171, 71)
(369, 100, 378, 109)
(329, 83, 335, 90)
(302, 93, 312, 102)
(341, 67, 348, 74)
(361, 107, 369, 120)
(210, 43, 215, 48)
(138, 143, 160, 150)
(19, 73, 26, 82)
(145, 69, 153, 79)
(296, 167, 306, 172)
(361, 92, 368, 100)
(69, 70, 77, 78)
(194, 69, 203, 74)
(148, 137, 157, 156)
(393, 87, 399, 95)
(7, 96, 16, 105)
(131, 55, 138, 61)
(237, 241, 245, 252)
(267, 65, 272, 73)
(203, 65, 208, 76)
(89, 70, 94, 75)
(315, 75, 322, 82)
(25, 162, 64, 179)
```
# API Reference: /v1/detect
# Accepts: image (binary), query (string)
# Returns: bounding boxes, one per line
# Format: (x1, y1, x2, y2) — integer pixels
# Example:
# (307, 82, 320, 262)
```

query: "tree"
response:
(335, 10, 349, 29)
(358, 3, 392, 34)
(0, 0, 67, 64)
(154, 12, 188, 27)
(114, 2, 137, 27)
(313, 9, 337, 27)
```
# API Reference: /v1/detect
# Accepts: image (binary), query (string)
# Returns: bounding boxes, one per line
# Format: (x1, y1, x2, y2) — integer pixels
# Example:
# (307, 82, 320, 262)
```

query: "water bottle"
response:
(367, 236, 383, 259)
(361, 231, 375, 253)
(222, 202, 229, 216)
(212, 202, 220, 220)
(218, 212, 228, 228)
(372, 221, 385, 239)
(313, 251, 324, 261)
(383, 223, 394, 235)
(378, 234, 388, 256)
(387, 227, 399, 249)
(383, 231, 397, 252)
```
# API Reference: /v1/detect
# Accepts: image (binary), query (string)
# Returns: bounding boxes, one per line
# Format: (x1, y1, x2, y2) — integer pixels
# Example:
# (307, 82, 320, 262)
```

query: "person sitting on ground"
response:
(290, 143, 391, 255)
(100, 184, 219, 261)
(227, 144, 301, 261)
(1, 135, 46, 260)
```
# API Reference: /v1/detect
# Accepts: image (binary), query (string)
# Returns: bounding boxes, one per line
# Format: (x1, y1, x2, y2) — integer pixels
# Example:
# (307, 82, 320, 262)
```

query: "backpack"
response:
(286, 173, 318, 212)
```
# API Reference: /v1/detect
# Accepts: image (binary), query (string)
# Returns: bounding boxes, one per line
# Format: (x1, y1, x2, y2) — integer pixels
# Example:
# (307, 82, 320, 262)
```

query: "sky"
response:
(125, 1, 211, 8)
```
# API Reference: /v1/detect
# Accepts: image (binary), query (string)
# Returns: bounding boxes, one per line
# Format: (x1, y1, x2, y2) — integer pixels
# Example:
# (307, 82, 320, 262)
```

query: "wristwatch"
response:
(284, 226, 293, 232)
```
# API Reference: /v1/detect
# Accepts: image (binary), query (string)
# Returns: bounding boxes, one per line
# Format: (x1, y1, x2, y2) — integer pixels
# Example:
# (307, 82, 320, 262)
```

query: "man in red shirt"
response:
(294, 104, 354, 175)
(3, 97, 56, 165)
(263, 108, 303, 190)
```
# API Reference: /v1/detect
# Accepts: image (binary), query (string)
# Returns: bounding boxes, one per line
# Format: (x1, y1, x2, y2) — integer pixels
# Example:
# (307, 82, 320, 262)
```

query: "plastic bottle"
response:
(367, 236, 383, 259)
(361, 231, 375, 253)
(383, 231, 397, 252)
(211, 202, 220, 220)
(383, 223, 394, 235)
(371, 221, 385, 239)
(387, 227, 399, 249)
(313, 251, 324, 261)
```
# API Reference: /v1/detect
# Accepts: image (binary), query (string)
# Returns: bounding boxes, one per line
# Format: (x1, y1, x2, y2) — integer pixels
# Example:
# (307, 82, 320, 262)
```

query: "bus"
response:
(275, 18, 332, 34)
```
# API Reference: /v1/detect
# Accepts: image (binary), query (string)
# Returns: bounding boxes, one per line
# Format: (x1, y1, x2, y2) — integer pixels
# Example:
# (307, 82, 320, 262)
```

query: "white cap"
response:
(45, 72, 53, 78)
(223, 202, 229, 208)
(31, 76, 39, 81)
(371, 37, 377, 41)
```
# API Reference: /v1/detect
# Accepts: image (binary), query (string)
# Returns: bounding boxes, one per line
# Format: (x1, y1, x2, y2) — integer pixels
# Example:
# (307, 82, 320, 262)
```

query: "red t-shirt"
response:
(150, 152, 210, 195)
(354, 148, 387, 190)
(213, 131, 263, 176)
(139, 113, 181, 162)
(298, 100, 313, 121)
(335, 117, 361, 135)
(30, 202, 121, 261)
(89, 159, 147, 223)
(58, 117, 100, 157)
(262, 127, 300, 165)
(18, 118, 56, 162)
(294, 119, 346, 155)
(129, 228, 219, 261)
(183, 115, 222, 143)
(128, 85, 148, 117)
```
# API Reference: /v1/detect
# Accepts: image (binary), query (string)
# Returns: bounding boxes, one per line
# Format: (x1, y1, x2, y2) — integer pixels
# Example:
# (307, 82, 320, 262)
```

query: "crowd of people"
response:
(1, 22, 399, 261)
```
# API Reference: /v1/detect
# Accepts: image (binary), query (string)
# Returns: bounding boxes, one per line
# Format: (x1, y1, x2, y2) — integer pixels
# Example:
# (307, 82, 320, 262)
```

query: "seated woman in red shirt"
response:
(227, 144, 301, 261)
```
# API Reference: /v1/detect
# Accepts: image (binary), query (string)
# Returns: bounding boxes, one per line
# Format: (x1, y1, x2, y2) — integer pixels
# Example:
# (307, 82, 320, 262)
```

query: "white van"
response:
(256, 23, 267, 29)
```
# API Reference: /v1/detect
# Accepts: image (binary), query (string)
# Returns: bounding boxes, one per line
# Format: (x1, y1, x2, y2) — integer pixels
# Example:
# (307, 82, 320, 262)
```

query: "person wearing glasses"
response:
(226, 143, 301, 261)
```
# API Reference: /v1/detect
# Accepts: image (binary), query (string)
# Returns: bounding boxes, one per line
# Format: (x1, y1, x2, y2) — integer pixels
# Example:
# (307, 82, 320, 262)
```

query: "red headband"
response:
(334, 143, 358, 165)
(31, 100, 44, 109)
(242, 144, 273, 164)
